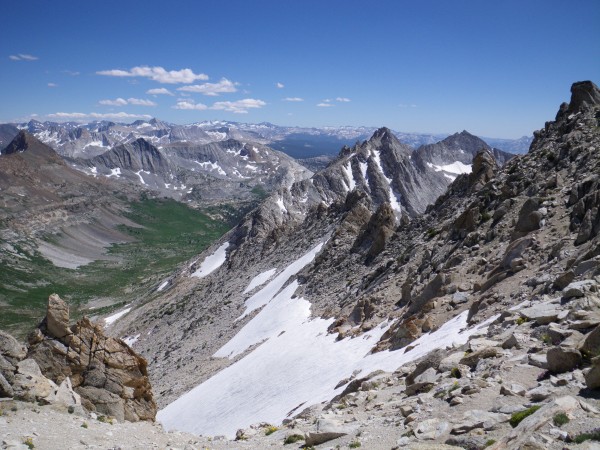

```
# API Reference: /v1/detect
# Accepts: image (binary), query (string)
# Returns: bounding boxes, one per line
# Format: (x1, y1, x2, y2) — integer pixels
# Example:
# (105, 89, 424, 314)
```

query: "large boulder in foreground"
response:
(27, 294, 156, 422)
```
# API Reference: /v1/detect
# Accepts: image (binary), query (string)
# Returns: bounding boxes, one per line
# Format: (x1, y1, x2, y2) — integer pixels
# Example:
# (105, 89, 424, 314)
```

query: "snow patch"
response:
(122, 334, 140, 347)
(359, 160, 368, 182)
(159, 299, 496, 438)
(243, 268, 277, 294)
(104, 306, 131, 327)
(191, 242, 229, 278)
(195, 160, 226, 176)
(157, 280, 169, 292)
(106, 167, 121, 178)
(371, 150, 402, 216)
(341, 162, 356, 192)
(275, 197, 287, 214)
(237, 241, 325, 319)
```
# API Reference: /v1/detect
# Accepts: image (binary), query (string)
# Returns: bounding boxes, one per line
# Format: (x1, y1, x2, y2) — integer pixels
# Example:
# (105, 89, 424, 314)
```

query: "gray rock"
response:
(528, 352, 548, 369)
(0, 371, 14, 397)
(413, 418, 449, 440)
(450, 410, 508, 434)
(580, 324, 600, 357)
(520, 303, 561, 325)
(547, 346, 582, 373)
(438, 352, 465, 372)
(304, 418, 355, 446)
(500, 383, 526, 396)
(563, 280, 598, 298)
(585, 356, 600, 389)
(554, 271, 575, 290)
(527, 386, 553, 401)
(405, 367, 438, 396)
(502, 332, 527, 349)
(0, 331, 27, 362)
(75, 385, 125, 422)
(459, 347, 498, 368)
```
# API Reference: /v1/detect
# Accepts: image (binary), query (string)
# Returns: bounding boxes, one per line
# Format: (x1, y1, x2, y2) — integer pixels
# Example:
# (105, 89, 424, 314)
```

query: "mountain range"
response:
(0, 82, 598, 449)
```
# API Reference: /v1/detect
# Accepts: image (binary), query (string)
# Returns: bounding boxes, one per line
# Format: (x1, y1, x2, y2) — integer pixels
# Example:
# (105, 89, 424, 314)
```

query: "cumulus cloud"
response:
(47, 112, 152, 121)
(47, 83, 58, 88)
(173, 100, 208, 110)
(177, 78, 238, 96)
(336, 97, 351, 102)
(99, 97, 156, 107)
(283, 97, 303, 102)
(211, 98, 266, 114)
(97, 66, 208, 84)
(317, 102, 333, 107)
(173, 98, 266, 114)
(147, 88, 174, 96)
(9, 54, 38, 61)
(276, 82, 284, 88)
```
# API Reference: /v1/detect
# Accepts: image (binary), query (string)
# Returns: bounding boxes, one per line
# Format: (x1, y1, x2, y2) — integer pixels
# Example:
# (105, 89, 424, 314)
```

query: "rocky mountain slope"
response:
(69, 137, 311, 203)
(102, 80, 600, 448)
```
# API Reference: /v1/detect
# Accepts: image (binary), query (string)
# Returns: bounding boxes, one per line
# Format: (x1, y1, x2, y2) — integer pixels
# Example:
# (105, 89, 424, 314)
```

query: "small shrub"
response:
(516, 316, 528, 326)
(553, 412, 569, 427)
(68, 405, 75, 414)
(510, 405, 542, 428)
(450, 367, 462, 379)
(283, 434, 304, 445)
(349, 441, 361, 448)
(426, 228, 438, 239)
(449, 382, 460, 393)
(573, 428, 600, 443)
(81, 422, 88, 429)
(485, 439, 496, 447)
(481, 212, 492, 222)
(265, 425, 279, 436)
(541, 334, 552, 345)
(23, 437, 35, 449)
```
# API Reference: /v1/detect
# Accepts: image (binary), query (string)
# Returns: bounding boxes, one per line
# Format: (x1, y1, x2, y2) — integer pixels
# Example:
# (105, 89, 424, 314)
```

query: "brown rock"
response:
(46, 294, 72, 339)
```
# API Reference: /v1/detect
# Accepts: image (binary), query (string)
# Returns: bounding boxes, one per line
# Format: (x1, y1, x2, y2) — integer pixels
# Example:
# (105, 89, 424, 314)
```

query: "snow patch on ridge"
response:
(191, 242, 229, 278)
(341, 161, 356, 192)
(104, 306, 131, 327)
(243, 268, 277, 294)
(159, 300, 496, 438)
(371, 150, 402, 216)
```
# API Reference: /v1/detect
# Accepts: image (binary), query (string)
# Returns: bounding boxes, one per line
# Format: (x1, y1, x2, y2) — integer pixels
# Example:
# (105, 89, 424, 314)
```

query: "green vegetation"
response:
(283, 434, 305, 445)
(0, 198, 229, 337)
(450, 367, 462, 379)
(23, 437, 35, 449)
(81, 422, 88, 429)
(573, 428, 600, 444)
(349, 441, 361, 448)
(265, 425, 279, 436)
(484, 439, 496, 447)
(516, 316, 528, 326)
(553, 412, 569, 427)
(509, 405, 541, 428)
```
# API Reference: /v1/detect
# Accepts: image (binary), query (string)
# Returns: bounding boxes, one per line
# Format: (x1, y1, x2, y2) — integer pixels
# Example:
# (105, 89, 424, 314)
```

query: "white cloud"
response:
(63, 70, 80, 76)
(174, 98, 266, 114)
(317, 102, 333, 107)
(177, 78, 238, 96)
(99, 98, 128, 106)
(97, 66, 208, 84)
(128, 98, 157, 106)
(9, 54, 38, 61)
(210, 98, 266, 114)
(173, 100, 208, 110)
(276, 82, 284, 88)
(47, 112, 152, 121)
(336, 97, 351, 102)
(147, 88, 174, 96)
(47, 83, 58, 88)
(99, 97, 157, 107)
(283, 97, 303, 102)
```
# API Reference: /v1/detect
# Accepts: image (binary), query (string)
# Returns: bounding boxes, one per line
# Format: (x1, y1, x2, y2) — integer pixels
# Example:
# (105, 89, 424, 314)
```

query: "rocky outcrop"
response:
(27, 294, 156, 422)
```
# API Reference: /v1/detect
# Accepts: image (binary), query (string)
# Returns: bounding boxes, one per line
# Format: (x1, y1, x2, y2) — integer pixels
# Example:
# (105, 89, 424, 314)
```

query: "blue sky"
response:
(1, 0, 598, 138)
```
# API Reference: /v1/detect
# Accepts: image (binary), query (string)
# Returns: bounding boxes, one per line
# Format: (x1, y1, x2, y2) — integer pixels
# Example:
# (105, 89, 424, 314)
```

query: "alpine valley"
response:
(1, 81, 600, 450)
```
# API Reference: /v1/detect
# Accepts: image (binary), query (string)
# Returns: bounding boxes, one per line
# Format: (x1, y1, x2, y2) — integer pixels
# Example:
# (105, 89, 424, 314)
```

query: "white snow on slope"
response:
(122, 334, 140, 347)
(103, 306, 131, 327)
(157, 280, 169, 292)
(195, 160, 227, 176)
(359, 160, 368, 183)
(237, 241, 324, 318)
(191, 242, 229, 278)
(159, 298, 495, 438)
(426, 161, 472, 177)
(275, 197, 287, 214)
(107, 167, 121, 178)
(371, 150, 402, 216)
(243, 268, 277, 294)
(341, 161, 356, 192)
